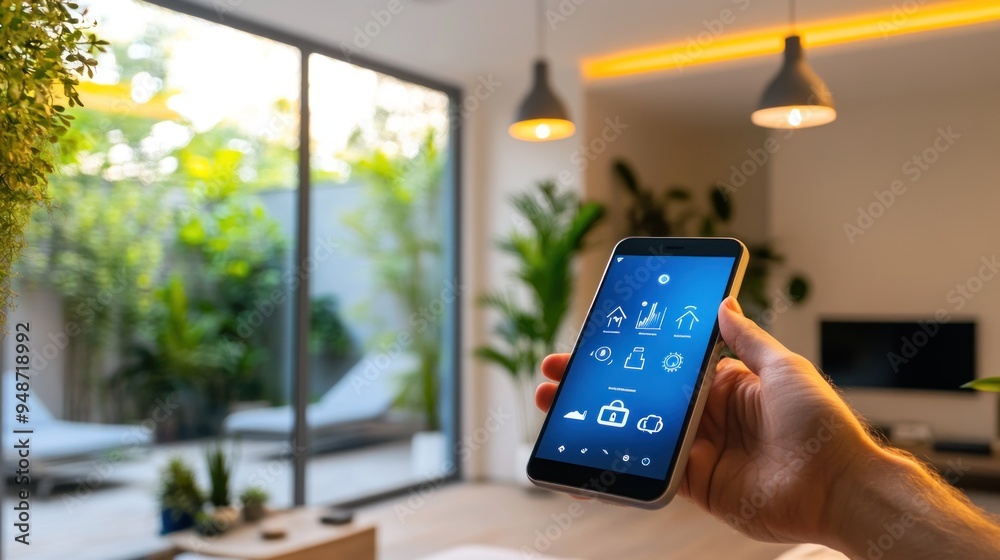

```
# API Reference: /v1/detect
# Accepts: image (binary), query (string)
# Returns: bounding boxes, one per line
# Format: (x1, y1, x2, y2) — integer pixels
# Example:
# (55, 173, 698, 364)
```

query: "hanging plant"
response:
(0, 1, 107, 326)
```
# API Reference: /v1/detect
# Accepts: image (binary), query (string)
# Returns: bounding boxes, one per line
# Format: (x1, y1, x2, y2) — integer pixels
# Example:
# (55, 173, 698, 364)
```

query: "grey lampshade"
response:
(509, 59, 575, 141)
(751, 35, 836, 129)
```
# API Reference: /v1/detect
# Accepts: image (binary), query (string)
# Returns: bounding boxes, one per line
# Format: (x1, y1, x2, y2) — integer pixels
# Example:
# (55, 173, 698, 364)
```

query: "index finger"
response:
(541, 353, 570, 381)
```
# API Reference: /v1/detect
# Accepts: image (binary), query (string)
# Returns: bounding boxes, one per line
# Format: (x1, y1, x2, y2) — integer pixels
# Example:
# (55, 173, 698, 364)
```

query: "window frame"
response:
(141, 0, 465, 507)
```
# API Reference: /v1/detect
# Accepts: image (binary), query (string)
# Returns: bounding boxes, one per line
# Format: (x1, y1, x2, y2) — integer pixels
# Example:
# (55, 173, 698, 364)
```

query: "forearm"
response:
(825, 444, 1000, 559)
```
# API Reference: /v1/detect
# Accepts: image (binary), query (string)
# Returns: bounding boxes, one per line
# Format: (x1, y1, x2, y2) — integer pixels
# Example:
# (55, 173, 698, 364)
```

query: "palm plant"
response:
(475, 181, 603, 443)
(613, 158, 809, 323)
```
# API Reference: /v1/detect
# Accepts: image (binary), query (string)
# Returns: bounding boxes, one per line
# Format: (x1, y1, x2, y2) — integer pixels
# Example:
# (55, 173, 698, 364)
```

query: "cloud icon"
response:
(637, 414, 664, 434)
(563, 410, 587, 421)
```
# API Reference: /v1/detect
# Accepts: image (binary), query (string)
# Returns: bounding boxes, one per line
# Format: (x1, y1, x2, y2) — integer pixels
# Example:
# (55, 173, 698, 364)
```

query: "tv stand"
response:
(897, 442, 1000, 491)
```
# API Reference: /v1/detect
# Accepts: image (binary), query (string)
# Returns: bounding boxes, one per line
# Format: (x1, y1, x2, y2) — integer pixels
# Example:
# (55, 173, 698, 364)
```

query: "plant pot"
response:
(411, 430, 447, 479)
(160, 508, 195, 535)
(212, 505, 241, 529)
(515, 441, 534, 487)
(243, 504, 266, 523)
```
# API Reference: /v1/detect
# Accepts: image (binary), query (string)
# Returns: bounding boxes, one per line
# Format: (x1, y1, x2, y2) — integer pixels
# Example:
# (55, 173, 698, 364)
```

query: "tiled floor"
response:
(3, 439, 423, 560)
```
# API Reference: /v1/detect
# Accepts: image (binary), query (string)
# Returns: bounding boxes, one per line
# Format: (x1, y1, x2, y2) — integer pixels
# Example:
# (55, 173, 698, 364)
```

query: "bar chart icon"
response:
(635, 301, 666, 330)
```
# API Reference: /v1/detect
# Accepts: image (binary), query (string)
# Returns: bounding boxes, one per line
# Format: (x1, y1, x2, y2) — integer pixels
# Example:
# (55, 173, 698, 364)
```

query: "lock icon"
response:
(597, 399, 630, 428)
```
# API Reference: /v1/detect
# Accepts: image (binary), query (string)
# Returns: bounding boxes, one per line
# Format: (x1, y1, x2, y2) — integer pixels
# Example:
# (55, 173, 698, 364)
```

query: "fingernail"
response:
(725, 297, 743, 315)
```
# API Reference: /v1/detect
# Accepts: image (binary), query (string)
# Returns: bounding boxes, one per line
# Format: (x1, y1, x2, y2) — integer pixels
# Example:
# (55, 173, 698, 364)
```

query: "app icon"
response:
(597, 399, 630, 427)
(558, 445, 565, 452)
(580, 448, 588, 454)
(641, 457, 651, 466)
(675, 305, 700, 330)
(636, 301, 666, 330)
(591, 346, 612, 363)
(602, 449, 609, 455)
(637, 414, 664, 434)
(658, 274, 670, 285)
(623, 347, 646, 370)
(622, 454, 630, 462)
(563, 410, 587, 421)
(606, 306, 627, 329)
(662, 352, 683, 372)
(616, 257, 624, 263)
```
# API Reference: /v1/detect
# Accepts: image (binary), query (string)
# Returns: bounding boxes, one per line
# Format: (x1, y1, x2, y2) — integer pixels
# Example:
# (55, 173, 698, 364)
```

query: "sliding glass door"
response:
(1, 1, 459, 557)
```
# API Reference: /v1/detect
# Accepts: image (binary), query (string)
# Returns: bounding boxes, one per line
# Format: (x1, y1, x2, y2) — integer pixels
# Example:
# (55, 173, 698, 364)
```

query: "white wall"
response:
(460, 65, 588, 481)
(769, 89, 1000, 441)
(465, 79, 776, 483)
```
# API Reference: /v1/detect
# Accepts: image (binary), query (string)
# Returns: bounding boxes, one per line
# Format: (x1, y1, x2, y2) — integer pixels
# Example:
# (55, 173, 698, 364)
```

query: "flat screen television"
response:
(820, 320, 976, 392)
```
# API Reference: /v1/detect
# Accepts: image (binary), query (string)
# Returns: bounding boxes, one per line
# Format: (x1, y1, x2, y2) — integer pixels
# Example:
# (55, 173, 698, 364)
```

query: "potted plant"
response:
(158, 457, 203, 534)
(205, 441, 240, 531)
(612, 159, 809, 324)
(239, 486, 269, 523)
(0, 1, 107, 327)
(475, 181, 603, 483)
(343, 131, 448, 478)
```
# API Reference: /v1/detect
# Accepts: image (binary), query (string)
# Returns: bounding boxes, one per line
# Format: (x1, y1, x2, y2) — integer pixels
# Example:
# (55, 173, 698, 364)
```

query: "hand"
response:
(536, 297, 880, 545)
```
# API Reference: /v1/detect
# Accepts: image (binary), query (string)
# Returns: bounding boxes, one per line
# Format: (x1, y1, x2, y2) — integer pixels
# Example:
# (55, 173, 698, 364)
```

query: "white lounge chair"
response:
(223, 353, 420, 447)
(1, 371, 153, 495)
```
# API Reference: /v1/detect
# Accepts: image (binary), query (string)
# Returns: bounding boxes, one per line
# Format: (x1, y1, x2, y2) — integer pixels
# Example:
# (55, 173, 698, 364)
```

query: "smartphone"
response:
(527, 237, 748, 509)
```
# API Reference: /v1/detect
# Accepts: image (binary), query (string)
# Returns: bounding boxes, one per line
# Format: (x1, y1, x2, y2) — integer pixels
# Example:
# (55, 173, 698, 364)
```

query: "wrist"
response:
(822, 442, 1000, 559)
(821, 442, 919, 557)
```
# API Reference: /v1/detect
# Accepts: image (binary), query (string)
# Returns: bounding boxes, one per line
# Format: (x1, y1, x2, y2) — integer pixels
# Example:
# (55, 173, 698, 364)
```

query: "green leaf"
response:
(961, 378, 1000, 392)
(787, 275, 810, 303)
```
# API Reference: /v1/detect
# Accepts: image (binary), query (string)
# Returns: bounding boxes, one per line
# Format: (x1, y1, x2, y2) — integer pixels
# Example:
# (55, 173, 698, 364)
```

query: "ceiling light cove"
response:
(582, 0, 1000, 80)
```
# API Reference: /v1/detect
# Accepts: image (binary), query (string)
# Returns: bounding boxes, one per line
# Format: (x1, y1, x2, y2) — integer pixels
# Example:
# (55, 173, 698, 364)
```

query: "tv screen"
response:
(820, 320, 976, 392)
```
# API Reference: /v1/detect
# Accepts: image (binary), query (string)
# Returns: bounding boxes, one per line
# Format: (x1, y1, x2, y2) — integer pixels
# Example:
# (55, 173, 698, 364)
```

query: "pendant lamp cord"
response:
(789, 0, 796, 31)
(537, 0, 545, 57)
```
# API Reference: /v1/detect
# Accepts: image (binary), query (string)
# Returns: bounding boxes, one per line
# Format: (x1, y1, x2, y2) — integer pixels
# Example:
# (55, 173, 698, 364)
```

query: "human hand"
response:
(536, 297, 881, 545)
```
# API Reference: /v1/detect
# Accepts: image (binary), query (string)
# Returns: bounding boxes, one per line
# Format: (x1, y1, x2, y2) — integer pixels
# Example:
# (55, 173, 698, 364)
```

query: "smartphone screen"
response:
(533, 252, 737, 482)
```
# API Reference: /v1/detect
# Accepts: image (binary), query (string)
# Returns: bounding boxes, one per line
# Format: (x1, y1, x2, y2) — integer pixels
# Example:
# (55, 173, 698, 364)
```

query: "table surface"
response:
(169, 507, 375, 559)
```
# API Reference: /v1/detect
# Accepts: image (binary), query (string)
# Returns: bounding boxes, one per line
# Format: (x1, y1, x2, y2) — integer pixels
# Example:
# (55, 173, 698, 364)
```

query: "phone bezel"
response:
(526, 237, 747, 506)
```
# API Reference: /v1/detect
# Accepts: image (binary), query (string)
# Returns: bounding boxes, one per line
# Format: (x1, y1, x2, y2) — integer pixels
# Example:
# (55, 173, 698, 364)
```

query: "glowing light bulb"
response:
(535, 123, 551, 139)
(787, 108, 803, 127)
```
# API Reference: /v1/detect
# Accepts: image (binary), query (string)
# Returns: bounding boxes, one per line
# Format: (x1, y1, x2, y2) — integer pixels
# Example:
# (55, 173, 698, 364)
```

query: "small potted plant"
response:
(195, 511, 225, 537)
(205, 441, 240, 532)
(158, 457, 203, 534)
(240, 486, 269, 523)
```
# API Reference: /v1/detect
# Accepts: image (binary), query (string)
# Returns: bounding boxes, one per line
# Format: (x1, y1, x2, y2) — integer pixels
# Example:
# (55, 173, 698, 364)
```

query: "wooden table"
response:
(169, 507, 376, 560)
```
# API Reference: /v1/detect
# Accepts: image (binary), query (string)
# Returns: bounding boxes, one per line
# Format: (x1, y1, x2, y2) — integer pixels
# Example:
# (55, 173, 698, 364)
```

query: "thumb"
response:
(717, 297, 799, 377)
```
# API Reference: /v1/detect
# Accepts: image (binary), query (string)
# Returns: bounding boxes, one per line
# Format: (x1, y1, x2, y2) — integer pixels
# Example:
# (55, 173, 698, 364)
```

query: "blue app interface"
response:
(536, 254, 735, 480)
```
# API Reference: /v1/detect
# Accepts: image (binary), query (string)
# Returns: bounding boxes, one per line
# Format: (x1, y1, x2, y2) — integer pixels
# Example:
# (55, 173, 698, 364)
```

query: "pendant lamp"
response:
(751, 1, 836, 129)
(509, 0, 575, 141)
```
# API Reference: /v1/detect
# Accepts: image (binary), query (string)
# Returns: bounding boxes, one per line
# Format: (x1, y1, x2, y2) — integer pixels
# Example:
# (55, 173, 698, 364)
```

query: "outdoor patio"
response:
(3, 438, 424, 560)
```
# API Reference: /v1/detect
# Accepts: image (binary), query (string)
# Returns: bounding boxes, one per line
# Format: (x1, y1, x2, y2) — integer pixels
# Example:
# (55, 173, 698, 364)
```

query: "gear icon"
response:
(662, 352, 683, 372)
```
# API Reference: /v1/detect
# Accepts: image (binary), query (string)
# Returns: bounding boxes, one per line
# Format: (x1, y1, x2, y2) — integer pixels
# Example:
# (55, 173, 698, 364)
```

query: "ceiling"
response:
(175, 0, 1000, 123)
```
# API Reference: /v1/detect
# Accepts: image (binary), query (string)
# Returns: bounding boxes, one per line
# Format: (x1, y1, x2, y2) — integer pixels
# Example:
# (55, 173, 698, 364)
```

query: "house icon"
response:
(606, 306, 627, 328)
